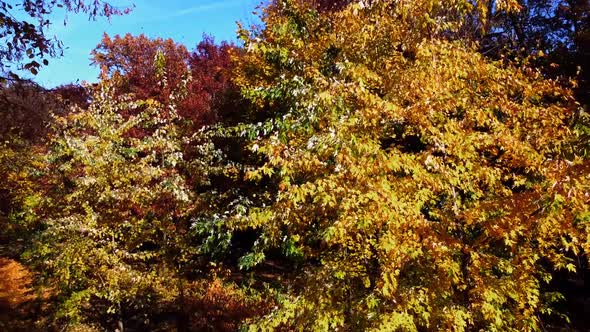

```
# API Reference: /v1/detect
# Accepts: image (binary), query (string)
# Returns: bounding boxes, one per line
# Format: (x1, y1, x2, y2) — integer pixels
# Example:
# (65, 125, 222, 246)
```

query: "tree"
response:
(0, 80, 89, 142)
(0, 0, 131, 79)
(92, 33, 242, 128)
(0, 79, 89, 258)
(18, 76, 268, 331)
(185, 36, 240, 127)
(299, 0, 590, 106)
(1, 80, 57, 140)
(475, 0, 590, 105)
(91, 33, 191, 107)
(24, 80, 198, 329)
(231, 0, 589, 330)
(52, 83, 90, 108)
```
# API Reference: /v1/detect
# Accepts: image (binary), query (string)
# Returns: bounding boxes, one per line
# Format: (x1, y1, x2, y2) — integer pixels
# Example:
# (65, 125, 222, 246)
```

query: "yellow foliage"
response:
(233, 0, 589, 330)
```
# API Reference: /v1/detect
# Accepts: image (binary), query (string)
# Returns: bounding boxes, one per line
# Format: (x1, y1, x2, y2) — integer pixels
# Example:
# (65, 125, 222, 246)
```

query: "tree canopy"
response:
(231, 0, 589, 330)
(1, 0, 589, 331)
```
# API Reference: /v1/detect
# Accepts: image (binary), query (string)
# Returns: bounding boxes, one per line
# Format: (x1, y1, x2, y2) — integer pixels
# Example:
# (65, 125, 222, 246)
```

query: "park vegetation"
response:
(1, 0, 590, 331)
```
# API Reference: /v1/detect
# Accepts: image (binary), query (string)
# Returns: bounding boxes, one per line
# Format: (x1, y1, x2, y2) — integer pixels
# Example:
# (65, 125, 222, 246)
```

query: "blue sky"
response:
(22, 0, 263, 87)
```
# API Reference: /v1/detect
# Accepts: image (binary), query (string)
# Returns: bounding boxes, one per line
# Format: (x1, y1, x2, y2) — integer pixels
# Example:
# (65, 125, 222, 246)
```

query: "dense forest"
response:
(1, 0, 590, 331)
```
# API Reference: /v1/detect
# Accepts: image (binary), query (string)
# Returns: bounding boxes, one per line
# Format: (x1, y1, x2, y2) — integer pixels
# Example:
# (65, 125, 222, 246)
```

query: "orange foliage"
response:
(0, 258, 33, 310)
(185, 276, 272, 331)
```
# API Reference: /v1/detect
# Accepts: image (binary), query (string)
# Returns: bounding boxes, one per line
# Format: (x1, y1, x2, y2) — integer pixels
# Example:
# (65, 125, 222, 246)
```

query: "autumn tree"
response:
(230, 0, 590, 330)
(0, 0, 131, 79)
(475, 0, 590, 105)
(21, 79, 198, 330)
(91, 34, 241, 129)
(1, 0, 128, 263)
(51, 83, 90, 108)
(1, 0, 111, 260)
(185, 36, 241, 126)
(0, 80, 89, 261)
(1, 80, 55, 141)
(91, 33, 191, 107)
(302, 0, 590, 105)
(16, 73, 267, 330)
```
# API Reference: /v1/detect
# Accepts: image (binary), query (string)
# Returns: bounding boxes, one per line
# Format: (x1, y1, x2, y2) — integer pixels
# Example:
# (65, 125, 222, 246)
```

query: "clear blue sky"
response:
(23, 0, 263, 87)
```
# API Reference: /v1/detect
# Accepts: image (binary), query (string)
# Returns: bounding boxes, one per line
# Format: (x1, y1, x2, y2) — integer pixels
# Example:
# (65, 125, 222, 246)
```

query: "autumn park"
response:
(1, 0, 590, 330)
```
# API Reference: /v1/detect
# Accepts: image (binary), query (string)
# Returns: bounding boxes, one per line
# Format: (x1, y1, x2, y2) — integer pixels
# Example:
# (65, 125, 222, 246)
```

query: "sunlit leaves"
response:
(26, 81, 196, 323)
(233, 0, 589, 330)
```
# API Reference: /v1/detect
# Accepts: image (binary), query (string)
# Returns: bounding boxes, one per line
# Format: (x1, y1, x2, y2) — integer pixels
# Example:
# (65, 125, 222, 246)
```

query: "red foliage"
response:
(91, 34, 240, 129)
(185, 277, 272, 332)
(183, 37, 237, 127)
(91, 33, 191, 107)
